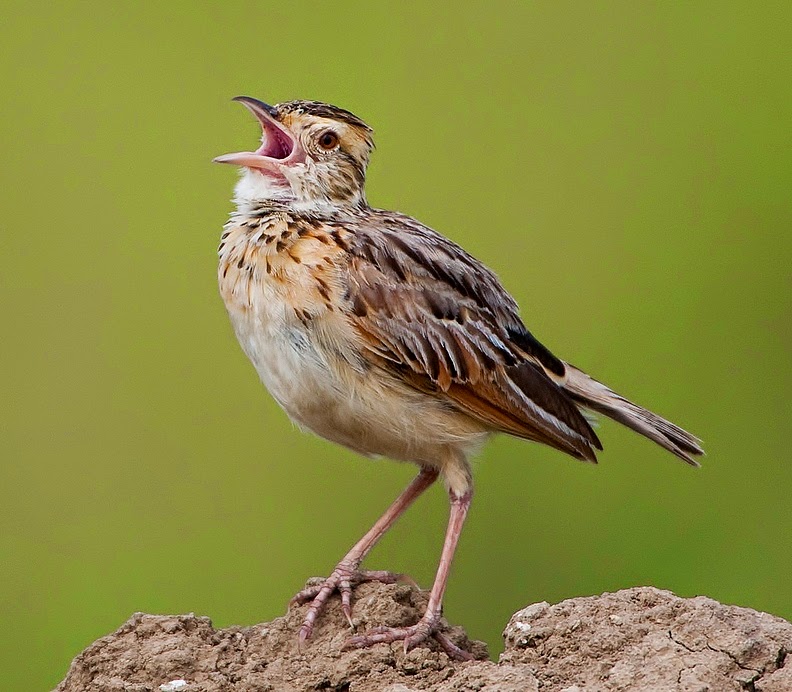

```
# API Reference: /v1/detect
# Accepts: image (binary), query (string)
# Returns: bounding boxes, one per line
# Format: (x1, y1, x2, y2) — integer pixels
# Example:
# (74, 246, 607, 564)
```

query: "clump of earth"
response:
(56, 581, 791, 691)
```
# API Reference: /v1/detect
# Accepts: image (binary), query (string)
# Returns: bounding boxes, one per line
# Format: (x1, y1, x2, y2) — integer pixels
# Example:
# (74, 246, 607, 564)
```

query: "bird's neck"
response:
(232, 169, 368, 219)
(229, 202, 368, 231)
(232, 191, 369, 222)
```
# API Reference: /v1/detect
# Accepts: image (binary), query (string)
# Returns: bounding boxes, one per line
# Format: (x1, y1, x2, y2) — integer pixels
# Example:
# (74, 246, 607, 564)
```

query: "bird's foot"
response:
(291, 566, 409, 644)
(344, 613, 475, 661)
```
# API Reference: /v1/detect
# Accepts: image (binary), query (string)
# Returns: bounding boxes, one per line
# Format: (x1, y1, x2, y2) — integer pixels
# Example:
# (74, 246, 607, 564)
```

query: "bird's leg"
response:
(292, 466, 439, 644)
(344, 486, 474, 660)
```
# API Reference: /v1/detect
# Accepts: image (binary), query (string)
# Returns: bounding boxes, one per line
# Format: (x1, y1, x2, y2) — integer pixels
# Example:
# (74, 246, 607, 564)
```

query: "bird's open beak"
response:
(213, 96, 305, 170)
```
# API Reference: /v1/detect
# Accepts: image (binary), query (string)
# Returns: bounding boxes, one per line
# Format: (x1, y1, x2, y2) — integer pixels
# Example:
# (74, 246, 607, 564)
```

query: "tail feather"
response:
(562, 364, 704, 466)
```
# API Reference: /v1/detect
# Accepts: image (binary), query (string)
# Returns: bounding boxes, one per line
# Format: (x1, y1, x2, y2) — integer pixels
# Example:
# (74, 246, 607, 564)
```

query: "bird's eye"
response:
(318, 131, 339, 150)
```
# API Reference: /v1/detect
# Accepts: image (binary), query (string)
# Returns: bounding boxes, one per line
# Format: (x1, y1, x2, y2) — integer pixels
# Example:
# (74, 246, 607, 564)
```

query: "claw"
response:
(342, 616, 473, 661)
(291, 568, 407, 644)
(340, 586, 354, 628)
(434, 631, 475, 661)
(297, 625, 308, 655)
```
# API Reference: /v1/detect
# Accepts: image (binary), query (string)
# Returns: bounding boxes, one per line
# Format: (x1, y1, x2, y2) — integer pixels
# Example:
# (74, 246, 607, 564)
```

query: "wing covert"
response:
(341, 213, 601, 461)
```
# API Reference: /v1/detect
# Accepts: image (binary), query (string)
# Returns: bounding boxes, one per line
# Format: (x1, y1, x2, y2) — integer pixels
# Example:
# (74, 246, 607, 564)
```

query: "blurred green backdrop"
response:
(2, 2, 791, 690)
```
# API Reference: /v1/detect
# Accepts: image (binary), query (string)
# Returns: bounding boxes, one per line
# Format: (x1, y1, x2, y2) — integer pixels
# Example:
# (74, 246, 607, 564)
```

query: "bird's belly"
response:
(228, 306, 488, 464)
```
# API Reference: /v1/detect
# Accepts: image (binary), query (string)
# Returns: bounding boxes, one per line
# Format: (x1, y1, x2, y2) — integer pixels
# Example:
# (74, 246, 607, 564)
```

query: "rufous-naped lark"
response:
(214, 97, 703, 659)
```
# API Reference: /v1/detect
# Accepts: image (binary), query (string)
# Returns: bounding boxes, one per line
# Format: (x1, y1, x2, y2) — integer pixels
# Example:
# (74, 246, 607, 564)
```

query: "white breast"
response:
(230, 299, 331, 423)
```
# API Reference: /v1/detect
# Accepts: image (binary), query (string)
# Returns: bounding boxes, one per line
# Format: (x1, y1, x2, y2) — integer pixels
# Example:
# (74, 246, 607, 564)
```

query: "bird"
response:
(213, 96, 703, 659)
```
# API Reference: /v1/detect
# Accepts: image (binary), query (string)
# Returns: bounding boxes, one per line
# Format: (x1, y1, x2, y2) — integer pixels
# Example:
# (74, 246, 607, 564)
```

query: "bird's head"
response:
(214, 97, 374, 211)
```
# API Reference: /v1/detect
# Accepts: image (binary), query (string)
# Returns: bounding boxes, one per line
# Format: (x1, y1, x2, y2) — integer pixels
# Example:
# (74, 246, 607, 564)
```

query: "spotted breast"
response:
(217, 204, 489, 468)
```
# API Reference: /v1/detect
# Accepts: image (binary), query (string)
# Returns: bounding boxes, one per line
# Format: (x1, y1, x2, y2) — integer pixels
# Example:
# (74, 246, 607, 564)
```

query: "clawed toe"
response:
(291, 570, 405, 605)
(343, 619, 474, 661)
(291, 568, 408, 643)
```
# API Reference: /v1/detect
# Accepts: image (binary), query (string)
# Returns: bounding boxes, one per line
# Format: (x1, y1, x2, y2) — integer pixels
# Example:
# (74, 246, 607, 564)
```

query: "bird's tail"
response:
(562, 363, 704, 466)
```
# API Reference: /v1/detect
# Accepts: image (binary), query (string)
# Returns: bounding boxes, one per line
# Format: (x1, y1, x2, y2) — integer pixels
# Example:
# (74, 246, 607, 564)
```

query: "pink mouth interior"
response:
(257, 125, 294, 160)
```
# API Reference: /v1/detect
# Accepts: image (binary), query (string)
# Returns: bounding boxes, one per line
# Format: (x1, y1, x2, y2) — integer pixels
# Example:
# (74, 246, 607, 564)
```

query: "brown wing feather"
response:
(341, 211, 601, 462)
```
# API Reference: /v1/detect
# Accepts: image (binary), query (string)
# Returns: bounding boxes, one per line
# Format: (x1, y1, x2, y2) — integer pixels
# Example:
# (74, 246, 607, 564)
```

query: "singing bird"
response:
(214, 97, 703, 658)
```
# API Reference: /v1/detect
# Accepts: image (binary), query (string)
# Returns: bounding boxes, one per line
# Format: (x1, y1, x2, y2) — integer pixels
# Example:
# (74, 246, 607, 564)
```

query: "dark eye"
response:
(318, 131, 339, 150)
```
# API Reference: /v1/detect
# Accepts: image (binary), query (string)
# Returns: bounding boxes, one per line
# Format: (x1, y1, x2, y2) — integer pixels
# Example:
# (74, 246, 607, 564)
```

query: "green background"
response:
(2, 3, 790, 690)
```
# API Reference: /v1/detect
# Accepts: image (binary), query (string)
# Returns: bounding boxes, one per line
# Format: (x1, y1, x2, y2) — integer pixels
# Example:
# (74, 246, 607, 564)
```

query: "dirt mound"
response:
(502, 588, 791, 691)
(56, 583, 791, 692)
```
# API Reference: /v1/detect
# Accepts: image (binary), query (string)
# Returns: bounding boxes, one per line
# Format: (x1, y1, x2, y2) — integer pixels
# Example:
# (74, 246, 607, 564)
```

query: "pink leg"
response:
(344, 487, 474, 660)
(292, 466, 439, 644)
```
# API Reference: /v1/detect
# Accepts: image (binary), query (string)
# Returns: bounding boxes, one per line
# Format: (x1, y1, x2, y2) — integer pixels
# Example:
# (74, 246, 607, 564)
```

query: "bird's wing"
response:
(340, 212, 601, 462)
